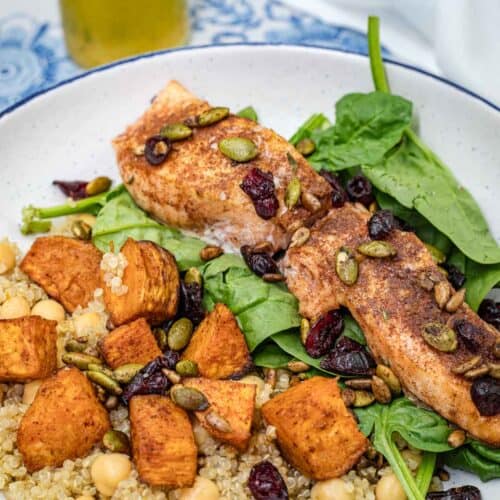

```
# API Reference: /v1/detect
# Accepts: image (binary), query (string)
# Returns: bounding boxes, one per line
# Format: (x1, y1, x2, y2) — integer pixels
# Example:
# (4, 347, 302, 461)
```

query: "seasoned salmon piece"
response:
(20, 236, 102, 313)
(262, 376, 368, 480)
(129, 395, 197, 487)
(100, 317, 161, 369)
(283, 203, 500, 446)
(182, 303, 252, 379)
(184, 377, 256, 451)
(17, 367, 110, 471)
(0, 316, 57, 382)
(103, 238, 180, 326)
(113, 80, 332, 252)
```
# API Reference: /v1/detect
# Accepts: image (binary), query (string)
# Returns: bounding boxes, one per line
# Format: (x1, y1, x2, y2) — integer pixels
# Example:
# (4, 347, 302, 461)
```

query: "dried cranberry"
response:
(122, 352, 179, 404)
(240, 167, 279, 219)
(53, 180, 88, 200)
(241, 245, 279, 277)
(179, 282, 205, 325)
(444, 265, 466, 291)
(305, 310, 344, 358)
(426, 485, 481, 499)
(320, 337, 376, 375)
(248, 461, 288, 500)
(346, 175, 374, 207)
(471, 377, 500, 416)
(319, 170, 347, 208)
(478, 299, 500, 330)
(368, 210, 396, 239)
(144, 135, 171, 165)
(453, 320, 484, 352)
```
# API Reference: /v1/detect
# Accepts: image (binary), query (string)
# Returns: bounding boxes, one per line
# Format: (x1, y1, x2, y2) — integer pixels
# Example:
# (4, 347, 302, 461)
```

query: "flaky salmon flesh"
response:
(114, 81, 500, 446)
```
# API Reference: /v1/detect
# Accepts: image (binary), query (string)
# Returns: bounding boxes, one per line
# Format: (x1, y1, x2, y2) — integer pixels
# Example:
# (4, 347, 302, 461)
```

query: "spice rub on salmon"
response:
(282, 203, 500, 446)
(113, 80, 332, 252)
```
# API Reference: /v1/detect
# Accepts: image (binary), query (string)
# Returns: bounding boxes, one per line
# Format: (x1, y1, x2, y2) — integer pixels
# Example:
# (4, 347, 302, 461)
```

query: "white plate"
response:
(0, 44, 499, 498)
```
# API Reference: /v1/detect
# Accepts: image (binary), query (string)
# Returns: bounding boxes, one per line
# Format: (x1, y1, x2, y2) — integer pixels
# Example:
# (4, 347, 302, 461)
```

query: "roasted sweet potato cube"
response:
(182, 303, 252, 379)
(100, 318, 161, 369)
(0, 316, 57, 382)
(103, 239, 179, 326)
(185, 377, 256, 451)
(130, 395, 196, 487)
(262, 376, 368, 480)
(17, 367, 110, 471)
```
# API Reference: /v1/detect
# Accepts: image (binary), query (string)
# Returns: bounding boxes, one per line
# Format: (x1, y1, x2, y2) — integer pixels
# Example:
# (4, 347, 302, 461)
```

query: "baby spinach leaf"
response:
(289, 113, 331, 146)
(463, 260, 500, 311)
(443, 442, 500, 481)
(343, 314, 367, 345)
(237, 106, 258, 122)
(253, 342, 292, 368)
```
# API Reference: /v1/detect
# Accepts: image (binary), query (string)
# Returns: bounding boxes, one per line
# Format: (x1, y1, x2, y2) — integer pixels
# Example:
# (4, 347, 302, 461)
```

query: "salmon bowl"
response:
(0, 32, 499, 500)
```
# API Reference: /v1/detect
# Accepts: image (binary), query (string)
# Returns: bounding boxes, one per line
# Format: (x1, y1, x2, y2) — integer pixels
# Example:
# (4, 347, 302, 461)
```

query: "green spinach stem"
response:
(368, 16, 390, 93)
(416, 452, 437, 494)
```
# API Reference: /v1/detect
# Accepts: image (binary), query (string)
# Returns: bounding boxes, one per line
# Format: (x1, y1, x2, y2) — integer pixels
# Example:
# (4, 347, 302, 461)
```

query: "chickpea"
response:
(74, 312, 103, 337)
(311, 478, 354, 500)
(238, 375, 266, 408)
(22, 380, 43, 405)
(31, 299, 65, 322)
(0, 242, 16, 274)
(179, 476, 220, 500)
(375, 473, 407, 500)
(0, 296, 30, 319)
(90, 453, 131, 497)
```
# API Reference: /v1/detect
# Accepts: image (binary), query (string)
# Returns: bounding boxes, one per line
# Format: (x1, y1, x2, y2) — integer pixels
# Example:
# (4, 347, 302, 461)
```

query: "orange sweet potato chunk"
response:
(182, 303, 252, 379)
(185, 377, 256, 451)
(20, 236, 102, 313)
(100, 317, 161, 369)
(262, 376, 368, 480)
(17, 367, 110, 472)
(130, 395, 197, 487)
(0, 316, 57, 382)
(103, 238, 179, 326)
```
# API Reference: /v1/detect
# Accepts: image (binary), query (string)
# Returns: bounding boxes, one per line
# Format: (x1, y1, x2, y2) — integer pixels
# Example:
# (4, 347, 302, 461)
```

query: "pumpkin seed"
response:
(345, 378, 372, 390)
(197, 106, 230, 127)
(287, 152, 298, 172)
(200, 245, 224, 261)
(171, 385, 210, 411)
(168, 318, 194, 351)
(206, 411, 232, 433)
(113, 363, 144, 384)
(105, 395, 119, 410)
(175, 360, 199, 377)
(85, 176, 112, 196)
(87, 371, 122, 395)
(357, 241, 397, 258)
(162, 368, 182, 384)
(218, 137, 258, 162)
(160, 123, 192, 141)
(153, 328, 168, 351)
(445, 288, 466, 313)
(103, 430, 130, 454)
(287, 360, 310, 373)
(421, 322, 457, 352)
(71, 220, 91, 241)
(295, 138, 316, 157)
(463, 365, 489, 380)
(262, 273, 285, 283)
(335, 247, 359, 286)
(434, 281, 451, 309)
(341, 388, 356, 407)
(289, 227, 310, 249)
(447, 429, 466, 448)
(300, 318, 310, 345)
(375, 365, 401, 395)
(88, 363, 115, 378)
(353, 390, 375, 408)
(494, 341, 500, 359)
(184, 267, 202, 286)
(65, 339, 87, 353)
(301, 191, 322, 213)
(371, 375, 392, 404)
(451, 355, 482, 375)
(62, 352, 102, 370)
(285, 177, 301, 209)
(488, 363, 500, 379)
(425, 243, 446, 264)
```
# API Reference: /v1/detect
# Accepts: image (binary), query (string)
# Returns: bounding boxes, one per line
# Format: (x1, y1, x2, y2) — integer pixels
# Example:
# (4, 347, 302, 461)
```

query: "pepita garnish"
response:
(87, 371, 123, 395)
(153, 328, 168, 351)
(184, 267, 202, 286)
(218, 137, 258, 162)
(162, 368, 182, 385)
(88, 363, 115, 378)
(287, 360, 310, 373)
(345, 378, 372, 390)
(445, 288, 466, 313)
(287, 152, 298, 172)
(295, 138, 316, 157)
(62, 352, 102, 370)
(301, 191, 322, 213)
(206, 411, 232, 433)
(488, 363, 500, 379)
(85, 176, 112, 196)
(451, 355, 482, 375)
(447, 429, 466, 448)
(289, 227, 310, 249)
(113, 363, 144, 384)
(371, 375, 392, 404)
(425, 243, 446, 264)
(353, 390, 375, 408)
(196, 106, 230, 127)
(170, 385, 209, 411)
(434, 281, 451, 309)
(71, 220, 92, 241)
(300, 318, 310, 345)
(357, 241, 397, 258)
(341, 388, 356, 407)
(167, 318, 194, 351)
(160, 123, 192, 141)
(285, 177, 301, 209)
(200, 245, 224, 261)
(103, 430, 130, 454)
(262, 273, 285, 283)
(335, 246, 359, 286)
(463, 365, 489, 380)
(375, 364, 401, 395)
(175, 360, 199, 377)
(421, 322, 458, 352)
(65, 339, 87, 353)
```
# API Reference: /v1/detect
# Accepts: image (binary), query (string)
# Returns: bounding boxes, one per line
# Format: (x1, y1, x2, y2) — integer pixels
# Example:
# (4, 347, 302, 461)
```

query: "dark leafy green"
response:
(237, 106, 258, 122)
(342, 314, 367, 345)
(253, 342, 292, 368)
(443, 441, 500, 481)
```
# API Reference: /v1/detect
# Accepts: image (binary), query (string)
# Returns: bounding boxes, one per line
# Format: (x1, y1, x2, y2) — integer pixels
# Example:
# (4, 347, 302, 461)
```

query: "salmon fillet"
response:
(113, 81, 332, 252)
(282, 203, 500, 446)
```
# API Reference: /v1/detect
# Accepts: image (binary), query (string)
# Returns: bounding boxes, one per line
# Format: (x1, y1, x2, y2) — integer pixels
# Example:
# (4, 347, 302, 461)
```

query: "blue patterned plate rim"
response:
(0, 42, 498, 121)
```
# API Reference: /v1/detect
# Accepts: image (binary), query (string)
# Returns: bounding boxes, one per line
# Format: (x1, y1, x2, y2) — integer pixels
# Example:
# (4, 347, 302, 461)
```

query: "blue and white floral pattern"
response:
(0, 0, 382, 112)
